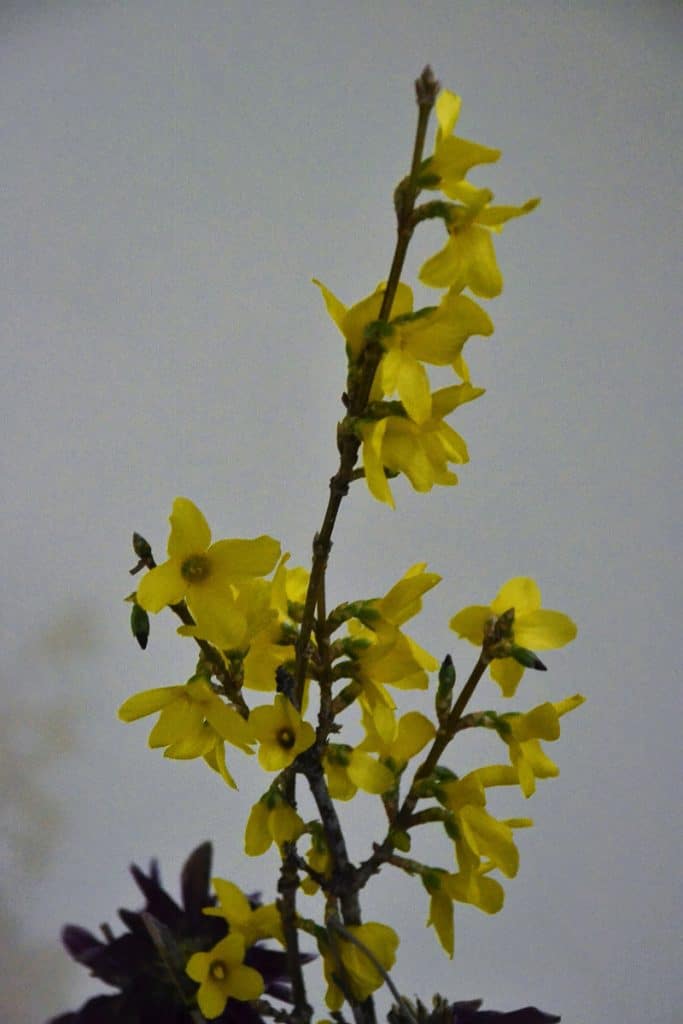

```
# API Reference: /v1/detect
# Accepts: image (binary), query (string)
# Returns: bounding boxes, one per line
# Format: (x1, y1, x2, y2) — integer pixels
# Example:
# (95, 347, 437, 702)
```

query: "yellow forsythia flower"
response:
(203, 878, 284, 945)
(186, 933, 264, 1019)
(499, 694, 586, 796)
(118, 675, 254, 788)
(449, 577, 577, 697)
(438, 773, 520, 879)
(315, 279, 492, 424)
(360, 382, 484, 507)
(427, 90, 501, 197)
(419, 186, 540, 296)
(323, 744, 395, 801)
(136, 497, 280, 625)
(357, 707, 436, 767)
(313, 279, 413, 360)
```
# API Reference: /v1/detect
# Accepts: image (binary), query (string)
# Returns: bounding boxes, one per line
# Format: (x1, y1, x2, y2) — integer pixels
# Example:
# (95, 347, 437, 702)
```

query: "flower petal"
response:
(490, 657, 525, 698)
(492, 577, 542, 616)
(229, 964, 265, 1001)
(136, 559, 186, 613)
(167, 497, 211, 559)
(515, 610, 577, 650)
(347, 751, 395, 794)
(118, 685, 183, 721)
(209, 537, 281, 580)
(449, 604, 490, 644)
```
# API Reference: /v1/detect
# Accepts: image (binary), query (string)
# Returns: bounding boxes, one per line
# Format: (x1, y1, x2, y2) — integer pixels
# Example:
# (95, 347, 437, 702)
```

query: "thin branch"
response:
(292, 67, 440, 709)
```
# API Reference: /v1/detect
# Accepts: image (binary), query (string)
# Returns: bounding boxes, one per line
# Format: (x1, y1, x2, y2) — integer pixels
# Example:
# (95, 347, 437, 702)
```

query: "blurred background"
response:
(2, 1, 681, 1021)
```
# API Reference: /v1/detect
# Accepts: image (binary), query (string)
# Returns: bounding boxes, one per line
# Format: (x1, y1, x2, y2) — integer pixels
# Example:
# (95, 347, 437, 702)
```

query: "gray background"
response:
(2, 1, 681, 1021)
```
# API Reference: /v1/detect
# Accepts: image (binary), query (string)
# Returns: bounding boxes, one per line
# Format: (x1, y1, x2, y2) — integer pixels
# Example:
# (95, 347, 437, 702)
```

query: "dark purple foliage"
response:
(47, 842, 310, 1024)
(451, 1000, 560, 1024)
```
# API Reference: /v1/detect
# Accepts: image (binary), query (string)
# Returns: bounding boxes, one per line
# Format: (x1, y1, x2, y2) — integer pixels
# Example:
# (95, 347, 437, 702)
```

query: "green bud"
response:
(510, 645, 547, 671)
(436, 654, 455, 723)
(132, 533, 152, 560)
(130, 603, 150, 650)
(437, 654, 455, 696)
(390, 830, 411, 853)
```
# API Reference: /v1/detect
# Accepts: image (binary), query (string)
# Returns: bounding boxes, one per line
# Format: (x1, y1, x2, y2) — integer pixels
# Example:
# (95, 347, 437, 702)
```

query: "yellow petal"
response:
(419, 236, 466, 291)
(228, 964, 265, 1001)
(460, 806, 519, 878)
(515, 610, 577, 650)
(461, 225, 503, 298)
(347, 751, 395, 794)
(476, 197, 540, 227)
(148, 700, 202, 748)
(490, 658, 525, 698)
(396, 354, 432, 425)
(204, 742, 238, 789)
(435, 89, 462, 140)
(209, 537, 281, 580)
(393, 711, 436, 761)
(378, 564, 439, 626)
(554, 693, 586, 717)
(136, 559, 186, 613)
(492, 577, 541, 616)
(167, 497, 211, 559)
(432, 135, 501, 185)
(118, 685, 183, 721)
(449, 604, 490, 644)
(244, 802, 271, 856)
(427, 888, 454, 958)
(360, 420, 394, 507)
(269, 804, 305, 845)
(312, 278, 347, 333)
(512, 703, 560, 742)
(209, 879, 250, 923)
(343, 283, 413, 359)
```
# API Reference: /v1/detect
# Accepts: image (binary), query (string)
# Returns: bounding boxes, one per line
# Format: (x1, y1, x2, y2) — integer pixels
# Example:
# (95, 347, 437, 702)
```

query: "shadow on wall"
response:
(0, 604, 100, 1021)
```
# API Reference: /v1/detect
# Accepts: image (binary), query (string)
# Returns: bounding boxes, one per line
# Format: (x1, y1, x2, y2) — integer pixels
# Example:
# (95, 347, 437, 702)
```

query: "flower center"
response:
(181, 554, 211, 583)
(277, 727, 296, 750)
(209, 958, 227, 981)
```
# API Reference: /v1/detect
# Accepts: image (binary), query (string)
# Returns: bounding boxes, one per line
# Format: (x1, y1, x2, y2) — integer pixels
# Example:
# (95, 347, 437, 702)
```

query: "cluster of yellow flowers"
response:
(119, 82, 581, 1021)
(315, 90, 538, 507)
(121, 494, 579, 1006)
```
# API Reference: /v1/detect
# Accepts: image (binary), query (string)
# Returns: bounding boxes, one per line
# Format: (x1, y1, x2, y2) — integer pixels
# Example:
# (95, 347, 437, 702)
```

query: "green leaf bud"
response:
(390, 830, 411, 853)
(510, 645, 547, 671)
(130, 602, 150, 650)
(132, 532, 152, 560)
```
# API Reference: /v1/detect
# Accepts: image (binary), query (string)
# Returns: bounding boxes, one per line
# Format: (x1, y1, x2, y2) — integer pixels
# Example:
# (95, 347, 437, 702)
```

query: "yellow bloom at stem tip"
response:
(425, 90, 501, 197)
(135, 497, 280, 624)
(186, 933, 264, 1019)
(449, 577, 577, 697)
